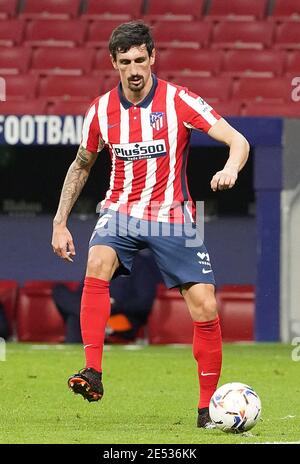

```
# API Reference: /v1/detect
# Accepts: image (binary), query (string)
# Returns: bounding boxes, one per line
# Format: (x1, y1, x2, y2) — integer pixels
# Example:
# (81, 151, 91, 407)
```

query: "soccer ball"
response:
(209, 382, 261, 433)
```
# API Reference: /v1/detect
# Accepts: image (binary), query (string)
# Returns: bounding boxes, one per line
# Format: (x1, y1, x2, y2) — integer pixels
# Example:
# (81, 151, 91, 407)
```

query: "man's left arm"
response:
(207, 118, 250, 192)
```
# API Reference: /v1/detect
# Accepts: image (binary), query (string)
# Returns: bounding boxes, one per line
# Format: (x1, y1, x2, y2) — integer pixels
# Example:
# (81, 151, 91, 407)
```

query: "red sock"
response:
(193, 316, 222, 409)
(80, 276, 110, 373)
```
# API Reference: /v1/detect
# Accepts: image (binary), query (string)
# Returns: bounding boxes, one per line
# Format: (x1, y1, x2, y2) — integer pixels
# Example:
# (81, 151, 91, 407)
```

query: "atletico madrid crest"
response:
(150, 112, 164, 130)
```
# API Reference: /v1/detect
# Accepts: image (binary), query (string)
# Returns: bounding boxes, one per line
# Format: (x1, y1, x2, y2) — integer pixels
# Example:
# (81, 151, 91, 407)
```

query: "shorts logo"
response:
(197, 252, 210, 263)
(112, 139, 167, 161)
(150, 112, 164, 130)
(197, 251, 212, 270)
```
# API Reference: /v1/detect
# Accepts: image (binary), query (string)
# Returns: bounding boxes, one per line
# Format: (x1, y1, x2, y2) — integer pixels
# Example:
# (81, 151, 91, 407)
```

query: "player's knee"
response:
(191, 296, 218, 322)
(86, 254, 114, 280)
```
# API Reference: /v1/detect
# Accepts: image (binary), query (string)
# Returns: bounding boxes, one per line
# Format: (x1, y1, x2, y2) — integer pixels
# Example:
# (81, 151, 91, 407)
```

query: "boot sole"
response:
(68, 377, 103, 402)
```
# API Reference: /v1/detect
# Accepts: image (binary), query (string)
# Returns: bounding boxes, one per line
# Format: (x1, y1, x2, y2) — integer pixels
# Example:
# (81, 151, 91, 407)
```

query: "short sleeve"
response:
(81, 99, 103, 153)
(176, 88, 221, 133)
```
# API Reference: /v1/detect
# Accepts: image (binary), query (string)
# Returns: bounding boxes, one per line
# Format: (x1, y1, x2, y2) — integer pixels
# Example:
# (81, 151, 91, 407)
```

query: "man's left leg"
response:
(181, 283, 222, 428)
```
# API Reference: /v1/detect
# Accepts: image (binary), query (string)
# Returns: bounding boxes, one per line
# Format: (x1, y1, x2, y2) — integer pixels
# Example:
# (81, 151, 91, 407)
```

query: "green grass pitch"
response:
(0, 343, 300, 444)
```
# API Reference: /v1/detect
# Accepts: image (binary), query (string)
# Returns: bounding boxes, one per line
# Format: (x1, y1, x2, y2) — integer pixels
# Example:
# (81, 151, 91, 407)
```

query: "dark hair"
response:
(109, 21, 154, 61)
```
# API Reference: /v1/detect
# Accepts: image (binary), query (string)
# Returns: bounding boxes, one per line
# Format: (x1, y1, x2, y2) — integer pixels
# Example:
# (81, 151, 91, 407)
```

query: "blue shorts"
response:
(89, 210, 216, 289)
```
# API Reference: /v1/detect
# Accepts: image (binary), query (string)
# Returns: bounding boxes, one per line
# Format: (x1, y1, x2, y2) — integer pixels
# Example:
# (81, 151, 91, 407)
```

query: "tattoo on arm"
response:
(53, 145, 100, 226)
(76, 146, 90, 165)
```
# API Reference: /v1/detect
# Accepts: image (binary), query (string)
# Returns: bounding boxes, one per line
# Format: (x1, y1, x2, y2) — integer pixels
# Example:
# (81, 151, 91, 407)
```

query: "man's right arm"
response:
(52, 144, 101, 261)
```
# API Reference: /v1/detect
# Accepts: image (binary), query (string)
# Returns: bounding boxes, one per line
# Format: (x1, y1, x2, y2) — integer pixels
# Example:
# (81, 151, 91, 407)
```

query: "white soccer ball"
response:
(209, 382, 261, 433)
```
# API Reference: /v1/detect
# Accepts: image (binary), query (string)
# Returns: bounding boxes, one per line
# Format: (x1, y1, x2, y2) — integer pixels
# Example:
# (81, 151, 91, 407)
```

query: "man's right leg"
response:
(68, 245, 119, 402)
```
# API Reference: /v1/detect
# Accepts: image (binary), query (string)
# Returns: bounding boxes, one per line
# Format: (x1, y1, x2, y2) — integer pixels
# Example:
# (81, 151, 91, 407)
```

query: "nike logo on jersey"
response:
(200, 371, 217, 376)
(202, 269, 213, 274)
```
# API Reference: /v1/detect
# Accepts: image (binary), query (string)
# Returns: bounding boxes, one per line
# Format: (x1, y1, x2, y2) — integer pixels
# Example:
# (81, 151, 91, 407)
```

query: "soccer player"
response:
(51, 21, 249, 429)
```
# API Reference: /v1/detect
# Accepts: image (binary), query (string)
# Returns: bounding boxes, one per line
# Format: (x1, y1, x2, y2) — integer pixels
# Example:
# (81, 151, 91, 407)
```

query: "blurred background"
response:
(0, 0, 299, 346)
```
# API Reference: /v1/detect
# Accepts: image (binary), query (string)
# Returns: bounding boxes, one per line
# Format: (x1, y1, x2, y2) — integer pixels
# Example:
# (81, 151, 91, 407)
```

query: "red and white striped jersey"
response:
(81, 75, 221, 223)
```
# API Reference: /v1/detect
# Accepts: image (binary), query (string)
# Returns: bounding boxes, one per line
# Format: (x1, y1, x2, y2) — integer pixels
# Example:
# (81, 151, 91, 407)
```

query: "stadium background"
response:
(0, 0, 300, 346)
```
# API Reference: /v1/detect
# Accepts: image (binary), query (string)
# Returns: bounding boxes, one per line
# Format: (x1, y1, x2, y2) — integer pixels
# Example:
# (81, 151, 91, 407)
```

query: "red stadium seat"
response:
(168, 76, 232, 103)
(92, 72, 120, 93)
(23, 280, 80, 291)
(0, 47, 31, 75)
(101, 75, 120, 94)
(216, 285, 254, 342)
(48, 100, 90, 115)
(20, 0, 81, 20)
(31, 47, 95, 76)
(86, 20, 121, 48)
(232, 77, 290, 103)
(274, 22, 300, 50)
(0, 0, 18, 19)
(212, 21, 275, 50)
(16, 287, 65, 343)
(222, 50, 285, 78)
(217, 285, 254, 298)
(285, 51, 300, 75)
(93, 48, 118, 76)
(82, 0, 143, 20)
(144, 0, 204, 21)
(211, 100, 241, 116)
(0, 99, 48, 115)
(242, 101, 300, 117)
(147, 285, 194, 344)
(25, 19, 87, 47)
(4, 74, 39, 100)
(0, 280, 18, 338)
(0, 20, 25, 46)
(153, 21, 212, 49)
(206, 0, 268, 21)
(39, 75, 102, 101)
(157, 49, 222, 77)
(269, 0, 300, 22)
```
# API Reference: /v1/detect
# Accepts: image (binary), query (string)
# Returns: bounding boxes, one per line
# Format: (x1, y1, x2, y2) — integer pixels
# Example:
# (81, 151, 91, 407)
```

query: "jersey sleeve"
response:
(176, 88, 222, 133)
(80, 98, 103, 153)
